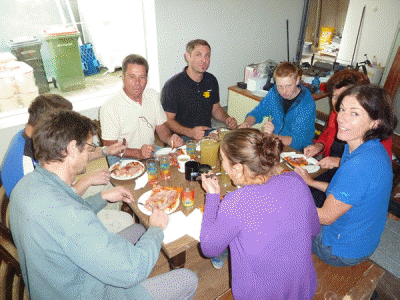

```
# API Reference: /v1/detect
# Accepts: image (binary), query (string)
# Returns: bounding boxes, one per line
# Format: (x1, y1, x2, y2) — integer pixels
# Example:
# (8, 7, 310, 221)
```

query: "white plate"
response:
(137, 190, 181, 216)
(154, 146, 188, 159)
(252, 89, 268, 98)
(180, 144, 200, 152)
(280, 153, 320, 173)
(154, 147, 173, 159)
(109, 159, 145, 180)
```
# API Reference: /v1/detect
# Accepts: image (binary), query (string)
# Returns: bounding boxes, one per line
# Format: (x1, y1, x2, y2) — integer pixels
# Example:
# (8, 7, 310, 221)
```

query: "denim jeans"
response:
(312, 228, 370, 267)
(213, 248, 229, 262)
(117, 224, 198, 299)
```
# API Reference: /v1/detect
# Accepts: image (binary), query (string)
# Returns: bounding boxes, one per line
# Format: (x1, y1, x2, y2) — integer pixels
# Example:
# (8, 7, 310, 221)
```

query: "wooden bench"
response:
(216, 254, 385, 300)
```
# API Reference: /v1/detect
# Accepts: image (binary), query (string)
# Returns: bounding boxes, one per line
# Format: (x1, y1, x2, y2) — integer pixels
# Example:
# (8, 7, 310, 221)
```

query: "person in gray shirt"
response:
(9, 109, 198, 300)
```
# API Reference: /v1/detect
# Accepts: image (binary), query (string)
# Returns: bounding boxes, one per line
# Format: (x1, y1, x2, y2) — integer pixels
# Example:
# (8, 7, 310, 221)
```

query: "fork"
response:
(116, 138, 127, 165)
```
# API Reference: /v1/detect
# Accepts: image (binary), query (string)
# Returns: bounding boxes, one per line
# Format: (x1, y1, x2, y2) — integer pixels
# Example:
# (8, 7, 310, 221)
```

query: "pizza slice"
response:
(144, 186, 182, 213)
(283, 156, 309, 168)
(169, 149, 185, 166)
(111, 161, 144, 178)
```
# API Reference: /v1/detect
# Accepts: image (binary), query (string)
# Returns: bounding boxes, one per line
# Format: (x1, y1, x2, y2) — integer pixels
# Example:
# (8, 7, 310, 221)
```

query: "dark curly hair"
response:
(335, 85, 396, 141)
(220, 128, 283, 178)
(324, 69, 370, 112)
(325, 69, 370, 94)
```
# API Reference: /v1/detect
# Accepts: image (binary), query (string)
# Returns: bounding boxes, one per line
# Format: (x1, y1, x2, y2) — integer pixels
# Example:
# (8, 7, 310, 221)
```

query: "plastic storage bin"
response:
(9, 36, 50, 94)
(44, 31, 85, 92)
(80, 43, 100, 76)
(0, 61, 39, 112)
(0, 52, 17, 65)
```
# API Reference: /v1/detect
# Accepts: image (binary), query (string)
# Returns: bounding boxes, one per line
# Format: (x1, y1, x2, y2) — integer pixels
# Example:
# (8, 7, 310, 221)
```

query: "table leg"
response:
(168, 252, 186, 269)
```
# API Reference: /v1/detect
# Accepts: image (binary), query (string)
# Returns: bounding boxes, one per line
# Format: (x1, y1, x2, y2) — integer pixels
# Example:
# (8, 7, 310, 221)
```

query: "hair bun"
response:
(259, 135, 283, 166)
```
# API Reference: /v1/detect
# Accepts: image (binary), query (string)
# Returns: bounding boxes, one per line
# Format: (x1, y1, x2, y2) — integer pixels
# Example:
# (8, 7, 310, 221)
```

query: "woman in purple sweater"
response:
(200, 128, 320, 299)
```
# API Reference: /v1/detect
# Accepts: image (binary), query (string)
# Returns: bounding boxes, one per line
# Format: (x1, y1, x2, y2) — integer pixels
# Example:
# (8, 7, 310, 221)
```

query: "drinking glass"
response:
(200, 138, 220, 169)
(220, 166, 231, 187)
(146, 159, 158, 184)
(159, 155, 171, 180)
(218, 128, 230, 141)
(186, 140, 197, 159)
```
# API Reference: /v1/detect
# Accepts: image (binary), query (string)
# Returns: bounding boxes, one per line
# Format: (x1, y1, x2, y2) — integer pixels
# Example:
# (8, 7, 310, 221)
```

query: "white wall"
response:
(154, 0, 305, 106)
(337, 0, 400, 67)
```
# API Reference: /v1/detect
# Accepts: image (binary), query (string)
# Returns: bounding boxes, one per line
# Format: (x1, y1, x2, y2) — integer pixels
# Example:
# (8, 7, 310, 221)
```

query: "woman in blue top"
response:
(295, 85, 396, 266)
(239, 62, 316, 151)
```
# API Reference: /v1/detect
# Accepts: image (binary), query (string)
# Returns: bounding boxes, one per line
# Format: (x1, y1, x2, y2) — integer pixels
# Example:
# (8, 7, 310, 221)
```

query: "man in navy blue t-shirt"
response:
(161, 39, 237, 141)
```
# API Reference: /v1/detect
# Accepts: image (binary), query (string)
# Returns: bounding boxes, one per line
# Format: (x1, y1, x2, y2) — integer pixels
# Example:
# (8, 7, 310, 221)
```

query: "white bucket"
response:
(0, 72, 18, 99)
(11, 62, 37, 93)
(0, 94, 22, 112)
(0, 52, 17, 65)
(366, 66, 384, 85)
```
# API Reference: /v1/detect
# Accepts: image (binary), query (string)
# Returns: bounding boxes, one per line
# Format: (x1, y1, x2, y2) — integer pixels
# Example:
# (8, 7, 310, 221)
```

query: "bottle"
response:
(371, 55, 378, 67)
(312, 76, 320, 92)
(182, 181, 194, 207)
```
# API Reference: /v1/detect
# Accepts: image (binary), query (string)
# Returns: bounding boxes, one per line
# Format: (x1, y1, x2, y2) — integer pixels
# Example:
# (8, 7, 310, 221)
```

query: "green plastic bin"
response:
(44, 32, 85, 92)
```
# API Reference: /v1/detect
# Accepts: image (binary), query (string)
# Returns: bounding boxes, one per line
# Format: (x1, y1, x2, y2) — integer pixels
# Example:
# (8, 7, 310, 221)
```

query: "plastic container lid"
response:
(42, 25, 79, 37)
(8, 36, 41, 48)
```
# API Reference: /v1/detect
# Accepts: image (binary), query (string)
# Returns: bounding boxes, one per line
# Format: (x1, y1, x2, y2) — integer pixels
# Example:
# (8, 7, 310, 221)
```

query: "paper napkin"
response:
(162, 209, 204, 244)
(186, 208, 203, 241)
(134, 172, 148, 190)
(163, 211, 187, 244)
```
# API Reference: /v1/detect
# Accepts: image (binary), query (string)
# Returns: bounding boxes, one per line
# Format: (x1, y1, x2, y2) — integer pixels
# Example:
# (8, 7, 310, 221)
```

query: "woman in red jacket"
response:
(303, 69, 393, 207)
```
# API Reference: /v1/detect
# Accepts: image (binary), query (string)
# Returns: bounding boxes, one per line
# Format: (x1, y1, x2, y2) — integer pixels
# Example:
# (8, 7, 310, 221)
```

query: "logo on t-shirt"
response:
(203, 90, 211, 98)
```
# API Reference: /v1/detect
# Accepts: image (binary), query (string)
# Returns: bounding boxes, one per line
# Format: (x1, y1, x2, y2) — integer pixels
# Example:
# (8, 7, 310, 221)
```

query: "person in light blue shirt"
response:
(10, 109, 198, 299)
(295, 85, 396, 266)
(239, 62, 316, 151)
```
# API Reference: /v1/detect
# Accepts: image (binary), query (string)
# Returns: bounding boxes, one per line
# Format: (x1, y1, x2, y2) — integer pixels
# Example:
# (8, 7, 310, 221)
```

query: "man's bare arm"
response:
(212, 103, 237, 129)
(165, 112, 209, 140)
(103, 140, 142, 159)
(239, 116, 256, 128)
(155, 123, 184, 147)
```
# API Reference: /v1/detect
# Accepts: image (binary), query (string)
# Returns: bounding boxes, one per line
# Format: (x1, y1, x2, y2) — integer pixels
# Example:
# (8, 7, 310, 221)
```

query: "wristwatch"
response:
(101, 146, 107, 156)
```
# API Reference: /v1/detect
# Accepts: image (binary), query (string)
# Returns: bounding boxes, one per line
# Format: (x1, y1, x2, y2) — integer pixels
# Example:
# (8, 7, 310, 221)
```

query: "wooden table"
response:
(112, 146, 326, 269)
(112, 163, 236, 269)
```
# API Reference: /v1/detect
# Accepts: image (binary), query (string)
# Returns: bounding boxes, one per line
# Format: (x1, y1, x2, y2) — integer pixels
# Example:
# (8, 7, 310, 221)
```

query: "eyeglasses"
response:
(139, 116, 154, 129)
(86, 143, 97, 153)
